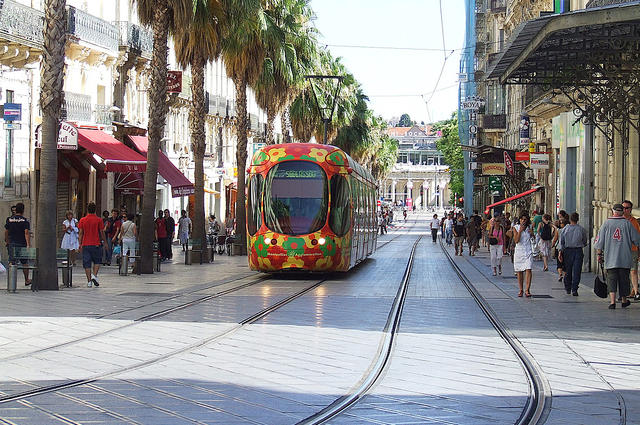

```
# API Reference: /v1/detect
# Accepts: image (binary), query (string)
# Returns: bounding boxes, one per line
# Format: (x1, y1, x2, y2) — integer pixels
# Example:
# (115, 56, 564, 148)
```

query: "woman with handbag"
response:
(489, 214, 505, 276)
(115, 213, 137, 266)
(60, 210, 79, 266)
(513, 212, 534, 297)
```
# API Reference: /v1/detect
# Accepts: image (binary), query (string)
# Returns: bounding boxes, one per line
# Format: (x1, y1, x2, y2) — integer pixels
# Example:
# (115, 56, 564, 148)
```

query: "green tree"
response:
(252, 0, 317, 144)
(173, 0, 223, 259)
(37, 0, 67, 289)
(397, 113, 413, 127)
(432, 112, 464, 203)
(221, 0, 264, 255)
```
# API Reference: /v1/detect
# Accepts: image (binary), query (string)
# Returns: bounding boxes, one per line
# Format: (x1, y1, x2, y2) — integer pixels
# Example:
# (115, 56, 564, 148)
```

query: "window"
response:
(247, 174, 263, 236)
(329, 175, 351, 236)
(264, 161, 328, 235)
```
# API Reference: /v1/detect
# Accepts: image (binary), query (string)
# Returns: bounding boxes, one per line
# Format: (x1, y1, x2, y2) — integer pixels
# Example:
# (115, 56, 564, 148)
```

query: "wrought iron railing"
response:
(67, 6, 118, 52)
(62, 92, 92, 122)
(114, 21, 152, 56)
(94, 104, 113, 125)
(0, 0, 44, 48)
(249, 113, 259, 132)
(480, 114, 506, 130)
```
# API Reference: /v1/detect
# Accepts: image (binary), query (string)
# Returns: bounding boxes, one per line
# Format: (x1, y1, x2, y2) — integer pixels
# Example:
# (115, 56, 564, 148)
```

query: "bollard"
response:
(209, 246, 215, 263)
(7, 264, 17, 293)
(119, 255, 129, 276)
(155, 253, 161, 272)
(185, 249, 192, 265)
(152, 251, 158, 273)
(61, 266, 71, 287)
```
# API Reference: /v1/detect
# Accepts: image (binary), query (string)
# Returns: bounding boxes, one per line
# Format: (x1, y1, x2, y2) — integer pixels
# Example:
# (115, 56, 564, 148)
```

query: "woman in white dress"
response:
(60, 210, 79, 265)
(513, 212, 533, 297)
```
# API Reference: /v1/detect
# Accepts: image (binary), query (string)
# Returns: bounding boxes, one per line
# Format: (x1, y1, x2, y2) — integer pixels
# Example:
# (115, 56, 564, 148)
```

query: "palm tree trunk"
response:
(190, 52, 208, 261)
(139, 0, 169, 273)
(234, 77, 248, 255)
(37, 0, 66, 290)
(282, 107, 292, 143)
(266, 106, 275, 145)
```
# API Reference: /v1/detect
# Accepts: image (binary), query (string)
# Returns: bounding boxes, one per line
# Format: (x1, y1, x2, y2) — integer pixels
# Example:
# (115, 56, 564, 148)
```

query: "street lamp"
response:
(305, 75, 344, 144)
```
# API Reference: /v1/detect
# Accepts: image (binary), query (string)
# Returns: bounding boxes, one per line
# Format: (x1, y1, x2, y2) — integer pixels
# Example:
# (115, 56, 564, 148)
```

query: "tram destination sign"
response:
(274, 169, 323, 179)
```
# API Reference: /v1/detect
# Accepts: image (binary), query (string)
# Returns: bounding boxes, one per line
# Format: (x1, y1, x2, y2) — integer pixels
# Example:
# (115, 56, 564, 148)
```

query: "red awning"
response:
(129, 136, 195, 198)
(484, 186, 542, 215)
(114, 172, 144, 195)
(77, 129, 147, 173)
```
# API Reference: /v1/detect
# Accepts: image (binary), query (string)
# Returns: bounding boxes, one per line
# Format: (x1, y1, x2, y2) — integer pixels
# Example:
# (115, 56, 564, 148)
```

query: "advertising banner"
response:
(503, 151, 514, 175)
(530, 153, 550, 169)
(519, 115, 530, 145)
(515, 152, 530, 161)
(482, 163, 506, 175)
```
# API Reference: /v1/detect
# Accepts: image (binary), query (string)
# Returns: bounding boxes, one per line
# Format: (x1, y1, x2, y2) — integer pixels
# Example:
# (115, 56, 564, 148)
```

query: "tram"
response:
(246, 143, 378, 272)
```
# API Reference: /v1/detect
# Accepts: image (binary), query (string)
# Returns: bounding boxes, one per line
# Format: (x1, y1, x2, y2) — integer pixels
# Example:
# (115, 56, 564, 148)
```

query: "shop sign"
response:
(503, 151, 514, 176)
(481, 163, 506, 175)
(515, 152, 530, 162)
(172, 186, 195, 197)
(167, 71, 183, 93)
(519, 115, 530, 145)
(530, 153, 549, 169)
(35, 121, 78, 150)
(461, 98, 485, 110)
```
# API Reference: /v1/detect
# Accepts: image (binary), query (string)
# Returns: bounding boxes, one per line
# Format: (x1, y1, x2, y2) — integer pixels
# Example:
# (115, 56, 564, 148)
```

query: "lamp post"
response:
(305, 75, 344, 144)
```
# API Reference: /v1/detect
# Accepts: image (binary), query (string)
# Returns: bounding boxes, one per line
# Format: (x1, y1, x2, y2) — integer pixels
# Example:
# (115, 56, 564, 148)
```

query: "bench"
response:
(116, 241, 161, 275)
(186, 238, 204, 265)
(7, 247, 72, 291)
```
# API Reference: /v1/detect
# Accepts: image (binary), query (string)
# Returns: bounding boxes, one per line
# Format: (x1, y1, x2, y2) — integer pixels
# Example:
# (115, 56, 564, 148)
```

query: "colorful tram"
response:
(247, 143, 378, 272)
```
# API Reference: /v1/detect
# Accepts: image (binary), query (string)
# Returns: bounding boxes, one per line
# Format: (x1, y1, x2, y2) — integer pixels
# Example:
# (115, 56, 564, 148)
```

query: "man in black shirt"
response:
(4, 202, 31, 285)
(163, 209, 175, 260)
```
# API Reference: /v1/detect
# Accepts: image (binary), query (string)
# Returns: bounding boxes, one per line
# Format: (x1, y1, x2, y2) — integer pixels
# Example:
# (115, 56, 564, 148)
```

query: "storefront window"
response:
(264, 161, 328, 235)
(247, 174, 263, 235)
(329, 175, 351, 236)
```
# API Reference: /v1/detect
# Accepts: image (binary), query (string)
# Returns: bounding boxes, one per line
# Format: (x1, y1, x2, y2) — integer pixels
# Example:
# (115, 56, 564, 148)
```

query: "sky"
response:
(310, 0, 466, 125)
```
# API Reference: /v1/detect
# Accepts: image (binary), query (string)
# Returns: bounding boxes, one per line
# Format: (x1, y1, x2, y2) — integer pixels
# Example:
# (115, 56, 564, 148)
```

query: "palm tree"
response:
(37, 0, 67, 290)
(252, 0, 317, 144)
(173, 0, 223, 261)
(134, 0, 189, 273)
(221, 0, 264, 255)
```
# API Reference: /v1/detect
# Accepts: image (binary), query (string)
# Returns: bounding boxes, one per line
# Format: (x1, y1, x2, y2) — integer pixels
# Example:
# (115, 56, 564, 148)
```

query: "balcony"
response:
(0, 0, 44, 49)
(94, 104, 114, 126)
(67, 6, 118, 52)
(114, 21, 152, 58)
(249, 113, 259, 132)
(62, 92, 92, 122)
(480, 114, 506, 131)
(489, 0, 506, 13)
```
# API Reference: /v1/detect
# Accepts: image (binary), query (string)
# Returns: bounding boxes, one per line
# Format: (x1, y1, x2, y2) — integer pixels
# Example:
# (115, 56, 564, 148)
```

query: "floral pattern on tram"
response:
(247, 143, 363, 272)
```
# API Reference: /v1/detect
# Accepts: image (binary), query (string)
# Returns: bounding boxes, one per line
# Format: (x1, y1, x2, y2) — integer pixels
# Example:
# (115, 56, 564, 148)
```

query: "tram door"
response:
(350, 178, 360, 266)
(361, 181, 368, 261)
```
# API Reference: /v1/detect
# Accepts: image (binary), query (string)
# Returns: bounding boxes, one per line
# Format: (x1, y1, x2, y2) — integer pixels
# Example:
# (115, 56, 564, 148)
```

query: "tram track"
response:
(438, 236, 552, 425)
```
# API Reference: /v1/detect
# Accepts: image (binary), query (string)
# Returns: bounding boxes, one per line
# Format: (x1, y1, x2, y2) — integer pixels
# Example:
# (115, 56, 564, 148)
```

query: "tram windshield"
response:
(264, 161, 328, 235)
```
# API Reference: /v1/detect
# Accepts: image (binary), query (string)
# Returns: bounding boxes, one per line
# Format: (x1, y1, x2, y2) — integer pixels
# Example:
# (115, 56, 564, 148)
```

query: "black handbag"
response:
(594, 263, 608, 299)
(489, 237, 498, 245)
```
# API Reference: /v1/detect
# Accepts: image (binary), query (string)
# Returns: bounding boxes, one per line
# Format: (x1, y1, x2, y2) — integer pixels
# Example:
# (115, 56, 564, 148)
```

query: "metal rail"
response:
(438, 237, 551, 425)
(297, 235, 423, 425)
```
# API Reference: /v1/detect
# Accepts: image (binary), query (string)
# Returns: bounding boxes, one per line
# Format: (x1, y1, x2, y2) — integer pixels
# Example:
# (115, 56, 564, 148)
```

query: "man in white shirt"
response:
(430, 214, 440, 243)
(444, 213, 454, 245)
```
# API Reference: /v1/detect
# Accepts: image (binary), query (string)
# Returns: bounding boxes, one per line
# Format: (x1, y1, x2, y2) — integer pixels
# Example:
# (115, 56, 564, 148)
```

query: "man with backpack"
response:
(537, 214, 555, 271)
(453, 213, 466, 256)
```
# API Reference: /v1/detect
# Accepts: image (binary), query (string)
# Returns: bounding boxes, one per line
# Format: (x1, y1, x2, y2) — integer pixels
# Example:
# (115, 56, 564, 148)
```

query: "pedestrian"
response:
(622, 200, 640, 300)
(466, 215, 479, 256)
(553, 212, 569, 282)
(481, 214, 490, 248)
(531, 210, 543, 258)
(155, 210, 168, 260)
(513, 212, 534, 297)
(100, 210, 110, 265)
(403, 208, 407, 221)
(115, 213, 137, 268)
(164, 209, 175, 260)
(78, 202, 106, 288)
(558, 212, 588, 296)
(595, 204, 640, 309)
(178, 210, 192, 252)
(537, 214, 555, 271)
(103, 209, 121, 266)
(4, 202, 31, 286)
(429, 214, 439, 243)
(60, 210, 79, 267)
(453, 214, 466, 256)
(444, 213, 454, 245)
(489, 213, 505, 276)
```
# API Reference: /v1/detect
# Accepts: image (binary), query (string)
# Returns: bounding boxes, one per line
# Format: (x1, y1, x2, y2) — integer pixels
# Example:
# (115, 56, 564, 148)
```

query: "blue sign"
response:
(3, 103, 21, 121)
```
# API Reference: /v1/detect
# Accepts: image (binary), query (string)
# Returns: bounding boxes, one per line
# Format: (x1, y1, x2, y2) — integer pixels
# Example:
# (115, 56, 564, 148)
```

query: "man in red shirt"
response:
(78, 202, 106, 288)
(155, 210, 168, 260)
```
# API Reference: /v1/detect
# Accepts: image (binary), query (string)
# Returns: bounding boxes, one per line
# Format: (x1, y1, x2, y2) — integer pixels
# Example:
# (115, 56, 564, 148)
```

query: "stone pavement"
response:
(446, 239, 634, 424)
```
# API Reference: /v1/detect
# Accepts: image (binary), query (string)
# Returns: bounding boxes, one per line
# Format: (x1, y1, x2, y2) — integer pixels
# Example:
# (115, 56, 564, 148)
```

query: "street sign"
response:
(503, 151, 514, 176)
(4, 122, 21, 130)
(461, 99, 486, 110)
(3, 103, 21, 121)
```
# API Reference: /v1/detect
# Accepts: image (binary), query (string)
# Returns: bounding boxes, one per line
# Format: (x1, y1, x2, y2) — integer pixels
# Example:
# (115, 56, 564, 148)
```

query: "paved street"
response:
(1, 213, 639, 424)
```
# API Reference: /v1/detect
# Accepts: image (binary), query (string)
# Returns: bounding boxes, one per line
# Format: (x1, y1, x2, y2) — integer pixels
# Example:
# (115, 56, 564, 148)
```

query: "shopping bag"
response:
(113, 245, 121, 256)
(594, 264, 608, 299)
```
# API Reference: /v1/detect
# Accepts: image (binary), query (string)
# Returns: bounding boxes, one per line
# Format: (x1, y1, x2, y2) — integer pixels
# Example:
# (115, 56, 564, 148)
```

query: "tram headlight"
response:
(264, 237, 271, 244)
(318, 238, 326, 245)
